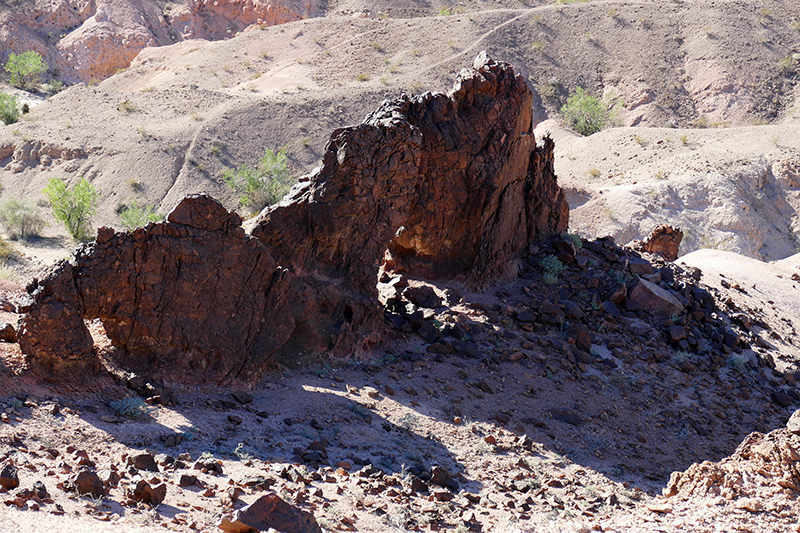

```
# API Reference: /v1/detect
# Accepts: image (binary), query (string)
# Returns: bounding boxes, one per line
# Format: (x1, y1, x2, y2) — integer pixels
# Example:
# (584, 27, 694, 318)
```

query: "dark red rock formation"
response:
(252, 51, 568, 359)
(18, 194, 293, 382)
(18, 53, 569, 381)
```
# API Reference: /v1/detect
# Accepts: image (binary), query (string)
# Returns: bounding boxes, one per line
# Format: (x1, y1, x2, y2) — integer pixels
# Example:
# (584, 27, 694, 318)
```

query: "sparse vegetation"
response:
(0, 93, 20, 125)
(109, 397, 154, 419)
(370, 42, 385, 53)
(4, 50, 48, 90)
(437, 6, 452, 16)
(537, 77, 561, 103)
(117, 99, 137, 114)
(0, 197, 46, 239)
(118, 201, 163, 231)
(356, 73, 370, 82)
(223, 148, 293, 214)
(42, 177, 101, 242)
(0, 237, 19, 263)
(561, 86, 622, 136)
(531, 40, 546, 52)
(541, 255, 564, 284)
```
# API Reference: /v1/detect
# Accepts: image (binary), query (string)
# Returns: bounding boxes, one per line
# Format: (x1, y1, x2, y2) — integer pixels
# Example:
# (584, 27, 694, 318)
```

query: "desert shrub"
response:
(541, 255, 564, 274)
(4, 50, 48, 90)
(44, 79, 63, 94)
(109, 397, 154, 418)
(42, 177, 100, 241)
(561, 86, 622, 136)
(223, 148, 292, 214)
(0, 197, 46, 239)
(0, 93, 20, 125)
(0, 237, 18, 263)
(118, 200, 163, 230)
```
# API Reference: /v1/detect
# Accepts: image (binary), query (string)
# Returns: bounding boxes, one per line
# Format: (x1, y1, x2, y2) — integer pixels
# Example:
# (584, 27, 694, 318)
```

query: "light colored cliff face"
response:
(0, 0, 323, 83)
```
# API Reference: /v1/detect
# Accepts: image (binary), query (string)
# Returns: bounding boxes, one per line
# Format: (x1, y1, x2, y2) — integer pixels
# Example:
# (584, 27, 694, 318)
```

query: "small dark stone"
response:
(516, 311, 536, 323)
(131, 479, 167, 505)
(232, 392, 254, 404)
(179, 474, 198, 487)
(603, 300, 620, 317)
(548, 408, 583, 426)
(127, 453, 159, 472)
(772, 391, 794, 408)
(0, 463, 19, 490)
(0, 322, 17, 343)
(228, 414, 243, 424)
(429, 465, 458, 491)
(69, 467, 106, 498)
(403, 285, 442, 309)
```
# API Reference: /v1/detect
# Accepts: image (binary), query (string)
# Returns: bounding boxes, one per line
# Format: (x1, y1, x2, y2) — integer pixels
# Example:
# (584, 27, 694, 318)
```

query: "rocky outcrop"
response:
(169, 0, 321, 41)
(18, 194, 293, 382)
(664, 426, 800, 503)
(642, 224, 683, 261)
(17, 54, 568, 381)
(252, 52, 568, 360)
(0, 0, 323, 84)
(1, 140, 86, 174)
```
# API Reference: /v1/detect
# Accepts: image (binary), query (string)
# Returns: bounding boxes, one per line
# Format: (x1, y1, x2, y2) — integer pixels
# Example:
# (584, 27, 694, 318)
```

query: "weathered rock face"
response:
(252, 52, 568, 359)
(18, 194, 293, 382)
(0, 0, 323, 84)
(169, 0, 321, 41)
(17, 55, 568, 381)
(663, 427, 800, 503)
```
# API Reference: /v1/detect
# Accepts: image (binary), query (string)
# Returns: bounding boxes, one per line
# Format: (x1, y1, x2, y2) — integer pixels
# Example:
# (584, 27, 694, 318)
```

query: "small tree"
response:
(0, 197, 46, 239)
(118, 200, 163, 231)
(0, 93, 20, 125)
(223, 148, 293, 214)
(42, 177, 100, 241)
(4, 51, 48, 90)
(561, 86, 623, 136)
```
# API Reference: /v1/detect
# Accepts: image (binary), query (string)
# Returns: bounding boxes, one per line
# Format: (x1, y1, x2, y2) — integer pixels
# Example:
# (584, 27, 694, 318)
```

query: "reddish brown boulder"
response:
(67, 467, 106, 499)
(18, 194, 293, 383)
(252, 51, 568, 359)
(130, 478, 167, 506)
(217, 493, 321, 533)
(642, 224, 684, 261)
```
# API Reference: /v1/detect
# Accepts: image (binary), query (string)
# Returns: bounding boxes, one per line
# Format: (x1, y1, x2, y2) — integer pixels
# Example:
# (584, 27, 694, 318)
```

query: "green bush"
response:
(109, 397, 155, 419)
(118, 200, 163, 231)
(4, 50, 48, 90)
(0, 197, 46, 239)
(561, 86, 623, 136)
(42, 177, 100, 241)
(223, 148, 292, 214)
(0, 93, 20, 125)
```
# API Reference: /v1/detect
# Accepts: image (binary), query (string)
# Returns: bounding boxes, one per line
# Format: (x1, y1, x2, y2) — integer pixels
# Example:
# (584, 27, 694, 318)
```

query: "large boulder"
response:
(252, 51, 568, 359)
(217, 493, 322, 533)
(18, 194, 293, 383)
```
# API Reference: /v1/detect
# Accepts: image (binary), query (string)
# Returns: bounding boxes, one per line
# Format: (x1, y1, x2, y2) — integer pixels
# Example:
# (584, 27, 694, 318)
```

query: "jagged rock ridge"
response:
(252, 52, 568, 361)
(17, 53, 568, 381)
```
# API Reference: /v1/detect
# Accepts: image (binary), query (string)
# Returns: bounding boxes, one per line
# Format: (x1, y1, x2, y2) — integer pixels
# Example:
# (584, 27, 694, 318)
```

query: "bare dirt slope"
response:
(541, 118, 800, 261)
(1, 0, 800, 265)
